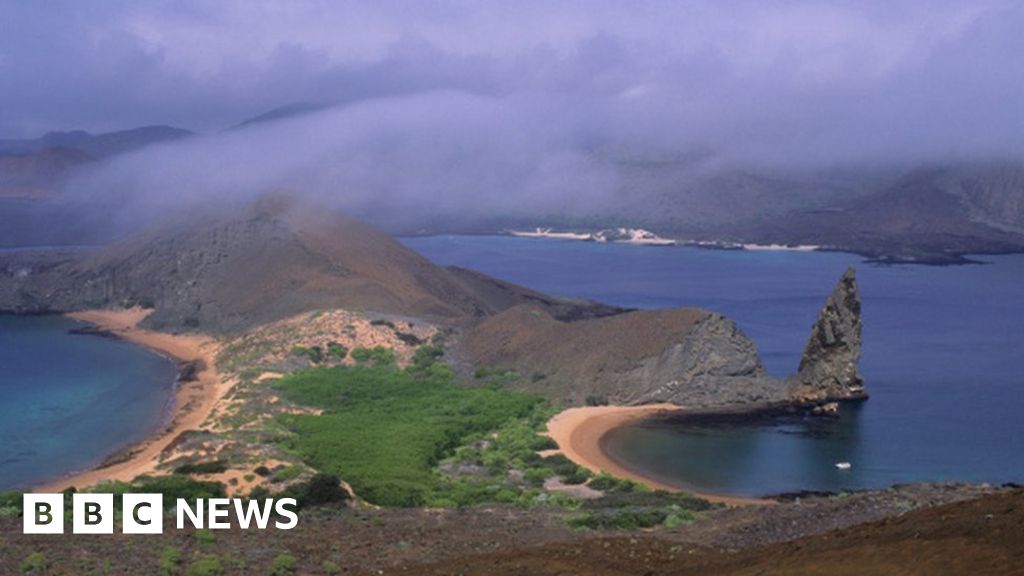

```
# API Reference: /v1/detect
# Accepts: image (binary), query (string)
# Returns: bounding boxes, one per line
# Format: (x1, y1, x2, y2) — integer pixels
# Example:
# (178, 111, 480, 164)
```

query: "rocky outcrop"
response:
(461, 305, 792, 408)
(793, 266, 866, 403)
(625, 313, 788, 407)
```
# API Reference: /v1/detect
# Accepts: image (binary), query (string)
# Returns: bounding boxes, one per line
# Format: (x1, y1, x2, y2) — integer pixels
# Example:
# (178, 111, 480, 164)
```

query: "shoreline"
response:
(35, 308, 232, 492)
(546, 405, 768, 507)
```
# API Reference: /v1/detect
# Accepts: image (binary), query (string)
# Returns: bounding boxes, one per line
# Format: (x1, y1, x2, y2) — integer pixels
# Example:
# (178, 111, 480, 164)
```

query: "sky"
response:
(2, 1, 1022, 156)
(2, 1, 1023, 228)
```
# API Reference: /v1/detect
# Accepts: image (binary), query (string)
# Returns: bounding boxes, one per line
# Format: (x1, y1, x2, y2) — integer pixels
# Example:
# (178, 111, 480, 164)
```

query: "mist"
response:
(4, 0, 1024, 230)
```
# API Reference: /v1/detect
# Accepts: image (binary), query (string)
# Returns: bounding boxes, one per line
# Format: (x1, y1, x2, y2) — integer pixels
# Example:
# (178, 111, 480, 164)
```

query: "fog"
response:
(3, 1, 1024, 228)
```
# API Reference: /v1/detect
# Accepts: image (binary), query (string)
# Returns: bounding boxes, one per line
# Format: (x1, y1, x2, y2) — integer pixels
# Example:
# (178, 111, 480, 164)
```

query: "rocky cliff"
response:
(792, 266, 866, 403)
(461, 305, 792, 408)
(462, 267, 867, 410)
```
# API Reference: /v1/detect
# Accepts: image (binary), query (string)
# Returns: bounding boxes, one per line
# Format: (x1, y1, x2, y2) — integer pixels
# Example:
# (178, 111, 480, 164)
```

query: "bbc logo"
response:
(24, 494, 163, 534)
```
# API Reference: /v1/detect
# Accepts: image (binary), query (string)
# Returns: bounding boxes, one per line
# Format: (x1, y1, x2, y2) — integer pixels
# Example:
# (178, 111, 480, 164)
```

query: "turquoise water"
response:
(0, 315, 178, 490)
(403, 235, 1024, 496)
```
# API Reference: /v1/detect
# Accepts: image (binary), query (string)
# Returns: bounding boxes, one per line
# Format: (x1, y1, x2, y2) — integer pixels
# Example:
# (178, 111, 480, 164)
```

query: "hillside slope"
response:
(395, 488, 1024, 576)
(0, 196, 619, 333)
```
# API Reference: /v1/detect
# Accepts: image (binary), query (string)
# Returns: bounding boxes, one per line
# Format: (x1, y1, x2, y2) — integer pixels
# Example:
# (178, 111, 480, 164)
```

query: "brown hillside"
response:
(0, 195, 619, 333)
(461, 304, 788, 407)
(394, 488, 1024, 576)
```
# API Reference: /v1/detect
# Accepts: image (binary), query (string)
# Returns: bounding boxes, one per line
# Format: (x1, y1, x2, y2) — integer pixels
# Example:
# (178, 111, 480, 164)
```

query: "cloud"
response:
(5, 1, 1024, 230)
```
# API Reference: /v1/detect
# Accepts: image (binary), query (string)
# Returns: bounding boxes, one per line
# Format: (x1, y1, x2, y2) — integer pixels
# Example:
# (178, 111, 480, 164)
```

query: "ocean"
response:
(402, 235, 1024, 496)
(0, 315, 177, 490)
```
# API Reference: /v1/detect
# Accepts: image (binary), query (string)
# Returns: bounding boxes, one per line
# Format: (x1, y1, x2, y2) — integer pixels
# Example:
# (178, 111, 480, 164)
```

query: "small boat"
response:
(835, 462, 852, 470)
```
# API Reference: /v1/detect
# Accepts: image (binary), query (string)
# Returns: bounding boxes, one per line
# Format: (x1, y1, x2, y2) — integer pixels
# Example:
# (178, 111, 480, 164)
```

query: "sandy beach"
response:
(36, 308, 232, 492)
(546, 405, 767, 506)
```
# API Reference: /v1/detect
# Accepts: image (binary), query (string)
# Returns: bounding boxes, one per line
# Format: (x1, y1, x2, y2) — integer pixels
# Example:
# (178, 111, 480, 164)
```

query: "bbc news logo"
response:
(23, 494, 298, 534)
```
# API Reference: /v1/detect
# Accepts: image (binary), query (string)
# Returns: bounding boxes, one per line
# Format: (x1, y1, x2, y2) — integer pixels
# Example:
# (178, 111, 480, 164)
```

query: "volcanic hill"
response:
(0, 196, 861, 409)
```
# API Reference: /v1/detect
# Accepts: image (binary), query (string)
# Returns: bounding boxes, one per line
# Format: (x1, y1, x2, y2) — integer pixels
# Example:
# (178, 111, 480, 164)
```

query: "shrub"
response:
(18, 552, 48, 573)
(531, 436, 558, 451)
(186, 555, 223, 576)
(326, 342, 348, 361)
(273, 465, 303, 482)
(395, 332, 424, 346)
(254, 465, 272, 477)
(410, 345, 444, 371)
(133, 475, 226, 508)
(247, 486, 271, 501)
(663, 509, 697, 528)
(539, 454, 582, 476)
(0, 491, 21, 518)
(158, 547, 182, 576)
(270, 553, 297, 575)
(587, 473, 639, 493)
(195, 529, 216, 545)
(174, 460, 229, 475)
(280, 474, 350, 509)
(274, 364, 539, 506)
(561, 468, 591, 485)
(524, 467, 554, 487)
(322, 559, 341, 574)
(581, 491, 714, 512)
(350, 346, 396, 366)
(291, 346, 324, 364)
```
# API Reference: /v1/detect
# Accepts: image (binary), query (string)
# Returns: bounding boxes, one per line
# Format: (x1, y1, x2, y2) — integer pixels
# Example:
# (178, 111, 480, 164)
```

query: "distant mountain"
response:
(718, 163, 1024, 263)
(448, 159, 1024, 264)
(232, 103, 329, 129)
(0, 125, 192, 158)
(0, 195, 619, 333)
(0, 147, 95, 198)
(0, 125, 192, 200)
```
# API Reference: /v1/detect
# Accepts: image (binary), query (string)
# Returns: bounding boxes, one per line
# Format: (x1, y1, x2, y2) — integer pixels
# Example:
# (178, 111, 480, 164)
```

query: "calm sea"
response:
(0, 315, 177, 490)
(403, 235, 1024, 496)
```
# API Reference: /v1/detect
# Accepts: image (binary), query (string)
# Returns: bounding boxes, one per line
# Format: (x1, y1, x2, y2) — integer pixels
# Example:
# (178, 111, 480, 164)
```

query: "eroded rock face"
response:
(794, 266, 866, 402)
(626, 313, 790, 407)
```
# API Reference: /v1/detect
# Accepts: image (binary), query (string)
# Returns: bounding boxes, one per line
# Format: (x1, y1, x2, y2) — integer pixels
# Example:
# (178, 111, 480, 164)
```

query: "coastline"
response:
(35, 308, 232, 492)
(546, 405, 768, 507)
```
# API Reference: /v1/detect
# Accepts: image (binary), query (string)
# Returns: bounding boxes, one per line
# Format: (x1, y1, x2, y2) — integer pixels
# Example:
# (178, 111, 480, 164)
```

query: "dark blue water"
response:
(402, 235, 1024, 496)
(0, 315, 178, 490)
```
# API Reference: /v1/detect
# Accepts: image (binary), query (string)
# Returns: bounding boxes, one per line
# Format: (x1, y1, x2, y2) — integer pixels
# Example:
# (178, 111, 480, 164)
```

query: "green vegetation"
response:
(174, 460, 229, 475)
(89, 475, 227, 513)
(326, 342, 348, 361)
(18, 552, 48, 573)
(349, 345, 396, 366)
(274, 356, 541, 506)
(134, 475, 227, 508)
(569, 490, 713, 530)
(473, 366, 521, 386)
(0, 491, 20, 518)
(322, 560, 341, 574)
(272, 464, 304, 482)
(291, 345, 324, 364)
(186, 554, 223, 576)
(158, 547, 182, 576)
(269, 553, 298, 575)
(195, 529, 217, 545)
(587, 472, 643, 493)
(277, 473, 350, 509)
